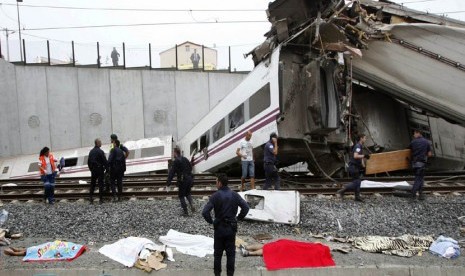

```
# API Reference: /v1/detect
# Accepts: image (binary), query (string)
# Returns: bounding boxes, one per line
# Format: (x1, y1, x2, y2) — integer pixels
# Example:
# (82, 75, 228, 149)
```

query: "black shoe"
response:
(239, 244, 249, 257)
(89, 199, 94, 205)
(336, 189, 346, 199)
(355, 197, 364, 202)
(180, 210, 189, 217)
(418, 193, 425, 201)
(190, 204, 196, 213)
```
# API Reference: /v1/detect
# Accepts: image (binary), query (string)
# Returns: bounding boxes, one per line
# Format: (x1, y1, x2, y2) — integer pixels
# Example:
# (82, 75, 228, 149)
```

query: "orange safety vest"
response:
(39, 154, 57, 175)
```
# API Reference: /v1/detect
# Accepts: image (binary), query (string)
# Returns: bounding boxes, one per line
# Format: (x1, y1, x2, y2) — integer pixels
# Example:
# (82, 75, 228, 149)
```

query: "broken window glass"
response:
(229, 103, 244, 131)
(190, 141, 198, 155)
(199, 131, 209, 150)
(212, 119, 225, 143)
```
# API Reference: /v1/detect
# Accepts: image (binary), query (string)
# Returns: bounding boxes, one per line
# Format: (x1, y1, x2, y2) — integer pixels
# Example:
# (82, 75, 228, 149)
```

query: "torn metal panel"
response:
(239, 190, 300, 225)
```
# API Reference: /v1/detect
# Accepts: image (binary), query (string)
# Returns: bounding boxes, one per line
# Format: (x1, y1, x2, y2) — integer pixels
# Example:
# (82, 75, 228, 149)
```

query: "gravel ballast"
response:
(1, 195, 464, 271)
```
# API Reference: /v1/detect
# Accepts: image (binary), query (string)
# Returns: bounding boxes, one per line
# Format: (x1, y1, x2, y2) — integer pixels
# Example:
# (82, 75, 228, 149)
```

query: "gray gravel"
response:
(1, 194, 465, 271)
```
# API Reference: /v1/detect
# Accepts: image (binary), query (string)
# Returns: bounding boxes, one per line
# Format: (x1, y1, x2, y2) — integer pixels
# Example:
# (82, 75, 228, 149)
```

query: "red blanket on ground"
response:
(262, 239, 335, 270)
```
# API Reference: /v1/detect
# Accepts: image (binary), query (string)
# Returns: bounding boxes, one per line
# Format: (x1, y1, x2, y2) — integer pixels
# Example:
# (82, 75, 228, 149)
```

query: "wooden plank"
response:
(365, 149, 411, 175)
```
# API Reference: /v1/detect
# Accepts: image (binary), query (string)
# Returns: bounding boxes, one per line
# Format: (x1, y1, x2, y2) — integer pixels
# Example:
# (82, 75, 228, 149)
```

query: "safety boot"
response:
(336, 187, 347, 199)
(418, 192, 425, 201)
(190, 203, 196, 213)
(354, 192, 364, 202)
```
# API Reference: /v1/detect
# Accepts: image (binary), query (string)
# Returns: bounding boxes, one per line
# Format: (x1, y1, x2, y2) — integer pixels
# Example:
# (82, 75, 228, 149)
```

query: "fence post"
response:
(47, 40, 51, 66)
(71, 41, 75, 66)
(22, 39, 26, 64)
(123, 42, 126, 69)
(175, 44, 178, 70)
(149, 43, 152, 69)
(97, 42, 100, 68)
(202, 45, 205, 71)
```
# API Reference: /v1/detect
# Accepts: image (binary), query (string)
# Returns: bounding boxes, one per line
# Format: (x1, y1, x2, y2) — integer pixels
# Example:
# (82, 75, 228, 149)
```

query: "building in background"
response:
(160, 41, 217, 70)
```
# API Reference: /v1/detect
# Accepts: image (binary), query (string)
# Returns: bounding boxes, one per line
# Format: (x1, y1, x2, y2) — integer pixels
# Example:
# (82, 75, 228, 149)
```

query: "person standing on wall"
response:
(337, 134, 370, 202)
(408, 129, 432, 200)
(190, 49, 201, 69)
(108, 139, 125, 201)
(38, 147, 58, 205)
(202, 173, 249, 276)
(111, 47, 120, 66)
(263, 132, 280, 190)
(166, 147, 195, 216)
(236, 130, 255, 191)
(88, 138, 108, 204)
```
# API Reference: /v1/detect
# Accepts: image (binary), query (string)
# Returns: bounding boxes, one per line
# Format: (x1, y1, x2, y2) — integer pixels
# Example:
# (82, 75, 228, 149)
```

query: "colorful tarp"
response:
(23, 240, 86, 262)
(262, 239, 335, 270)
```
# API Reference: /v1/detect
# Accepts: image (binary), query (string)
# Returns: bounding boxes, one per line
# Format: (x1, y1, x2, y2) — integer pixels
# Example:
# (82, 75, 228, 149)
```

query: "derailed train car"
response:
(179, 0, 465, 176)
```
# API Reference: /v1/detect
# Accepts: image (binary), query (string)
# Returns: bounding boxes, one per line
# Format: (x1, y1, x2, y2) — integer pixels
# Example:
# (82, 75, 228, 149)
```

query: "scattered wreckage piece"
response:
(239, 190, 301, 225)
(365, 149, 411, 175)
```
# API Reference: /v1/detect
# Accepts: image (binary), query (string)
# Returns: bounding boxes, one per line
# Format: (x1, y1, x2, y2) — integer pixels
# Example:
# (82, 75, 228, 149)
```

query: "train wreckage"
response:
(181, 0, 465, 177)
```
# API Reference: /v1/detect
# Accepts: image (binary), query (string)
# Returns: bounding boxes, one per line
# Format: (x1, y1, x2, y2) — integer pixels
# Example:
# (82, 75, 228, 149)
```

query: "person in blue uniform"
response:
(337, 134, 370, 202)
(408, 129, 432, 200)
(166, 148, 195, 216)
(87, 138, 108, 204)
(105, 134, 129, 193)
(263, 132, 280, 190)
(108, 139, 125, 201)
(202, 173, 249, 276)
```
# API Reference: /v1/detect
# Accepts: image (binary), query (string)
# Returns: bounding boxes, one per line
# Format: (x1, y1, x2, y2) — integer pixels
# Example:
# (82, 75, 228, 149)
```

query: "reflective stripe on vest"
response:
(39, 154, 56, 175)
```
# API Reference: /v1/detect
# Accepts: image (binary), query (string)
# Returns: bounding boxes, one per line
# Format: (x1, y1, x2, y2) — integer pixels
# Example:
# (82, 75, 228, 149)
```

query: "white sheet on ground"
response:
(99, 237, 161, 267)
(361, 180, 410, 188)
(159, 229, 213, 257)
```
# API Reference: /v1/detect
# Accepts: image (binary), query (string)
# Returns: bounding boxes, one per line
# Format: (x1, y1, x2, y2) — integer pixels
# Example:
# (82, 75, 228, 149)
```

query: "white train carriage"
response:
(0, 136, 173, 180)
(178, 46, 282, 174)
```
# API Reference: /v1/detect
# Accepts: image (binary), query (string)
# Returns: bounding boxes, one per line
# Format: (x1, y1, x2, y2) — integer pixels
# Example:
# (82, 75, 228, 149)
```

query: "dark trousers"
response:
(110, 169, 124, 199)
(41, 173, 56, 204)
(345, 165, 362, 196)
(412, 166, 425, 196)
(178, 176, 193, 212)
(90, 168, 105, 201)
(264, 163, 280, 190)
(214, 229, 236, 276)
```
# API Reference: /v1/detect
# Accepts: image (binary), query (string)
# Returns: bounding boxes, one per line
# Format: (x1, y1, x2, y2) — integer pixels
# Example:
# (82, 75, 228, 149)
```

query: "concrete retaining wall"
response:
(0, 59, 247, 157)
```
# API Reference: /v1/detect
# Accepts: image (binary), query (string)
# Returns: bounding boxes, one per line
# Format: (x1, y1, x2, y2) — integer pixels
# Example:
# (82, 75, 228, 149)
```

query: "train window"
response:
(190, 141, 198, 155)
(245, 194, 265, 210)
(199, 131, 209, 150)
(28, 162, 39, 173)
(2, 166, 9, 174)
(64, 158, 78, 167)
(249, 83, 271, 118)
(229, 103, 244, 131)
(83, 155, 88, 166)
(212, 119, 225, 143)
(141, 146, 164, 158)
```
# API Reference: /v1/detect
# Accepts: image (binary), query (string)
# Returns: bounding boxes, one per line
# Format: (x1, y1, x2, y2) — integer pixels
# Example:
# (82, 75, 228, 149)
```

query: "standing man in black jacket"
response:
(202, 173, 249, 276)
(88, 138, 108, 204)
(166, 148, 195, 216)
(109, 139, 125, 201)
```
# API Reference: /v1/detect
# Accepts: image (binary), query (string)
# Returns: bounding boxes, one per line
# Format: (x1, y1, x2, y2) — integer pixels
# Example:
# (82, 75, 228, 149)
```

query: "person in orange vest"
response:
(39, 147, 58, 204)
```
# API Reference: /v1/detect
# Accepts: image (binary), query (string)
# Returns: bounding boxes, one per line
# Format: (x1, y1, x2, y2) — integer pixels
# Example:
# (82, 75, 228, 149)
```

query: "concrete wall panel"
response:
(46, 67, 81, 151)
(141, 71, 177, 139)
(110, 70, 144, 142)
(15, 66, 51, 155)
(77, 68, 112, 146)
(0, 60, 21, 157)
(208, 73, 247, 109)
(175, 71, 210, 138)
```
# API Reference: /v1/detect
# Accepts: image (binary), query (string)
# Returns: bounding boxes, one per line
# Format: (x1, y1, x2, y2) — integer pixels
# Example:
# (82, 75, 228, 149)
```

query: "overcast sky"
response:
(0, 0, 464, 69)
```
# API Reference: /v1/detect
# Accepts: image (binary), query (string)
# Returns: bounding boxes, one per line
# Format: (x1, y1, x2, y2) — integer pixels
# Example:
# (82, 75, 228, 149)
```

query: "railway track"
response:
(1, 174, 464, 202)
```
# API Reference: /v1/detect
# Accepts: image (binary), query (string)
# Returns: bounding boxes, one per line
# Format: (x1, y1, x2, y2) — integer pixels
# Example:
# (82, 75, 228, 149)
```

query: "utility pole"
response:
(2, 28, 12, 61)
(16, 0, 23, 62)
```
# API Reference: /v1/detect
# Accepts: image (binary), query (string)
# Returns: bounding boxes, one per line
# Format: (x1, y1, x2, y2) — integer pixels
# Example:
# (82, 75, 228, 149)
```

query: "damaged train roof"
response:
(248, 0, 465, 126)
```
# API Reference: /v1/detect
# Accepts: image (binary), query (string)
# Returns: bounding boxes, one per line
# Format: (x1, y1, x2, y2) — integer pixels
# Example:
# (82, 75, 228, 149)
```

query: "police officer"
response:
(87, 138, 108, 204)
(263, 132, 280, 190)
(105, 134, 129, 193)
(108, 139, 125, 201)
(408, 129, 432, 200)
(202, 173, 249, 276)
(337, 134, 370, 202)
(166, 148, 195, 216)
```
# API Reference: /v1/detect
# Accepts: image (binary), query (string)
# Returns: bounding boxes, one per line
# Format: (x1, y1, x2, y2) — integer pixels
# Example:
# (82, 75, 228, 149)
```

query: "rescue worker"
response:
(263, 132, 280, 190)
(105, 134, 129, 193)
(166, 147, 195, 216)
(408, 129, 432, 200)
(108, 139, 125, 201)
(337, 134, 370, 202)
(202, 173, 249, 276)
(88, 138, 108, 204)
(38, 147, 57, 204)
(236, 130, 255, 191)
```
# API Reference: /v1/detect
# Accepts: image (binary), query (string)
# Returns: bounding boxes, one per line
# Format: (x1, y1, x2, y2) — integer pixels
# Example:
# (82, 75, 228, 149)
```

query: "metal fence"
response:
(0, 38, 257, 72)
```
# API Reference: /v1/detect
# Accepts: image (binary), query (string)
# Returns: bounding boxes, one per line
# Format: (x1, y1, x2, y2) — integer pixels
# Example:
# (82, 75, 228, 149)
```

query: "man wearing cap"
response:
(263, 132, 280, 190)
